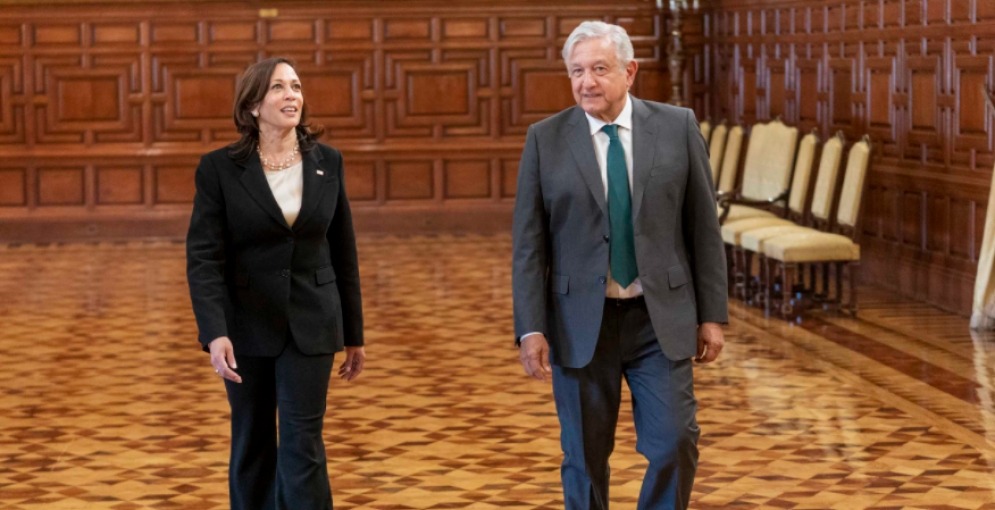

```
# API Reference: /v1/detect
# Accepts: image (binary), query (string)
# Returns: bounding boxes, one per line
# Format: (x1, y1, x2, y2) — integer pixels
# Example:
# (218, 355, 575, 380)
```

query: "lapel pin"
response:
(316, 169, 324, 176)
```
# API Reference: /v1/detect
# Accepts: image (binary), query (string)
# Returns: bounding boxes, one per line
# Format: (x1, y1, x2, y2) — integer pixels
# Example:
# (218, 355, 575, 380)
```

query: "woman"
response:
(186, 57, 365, 510)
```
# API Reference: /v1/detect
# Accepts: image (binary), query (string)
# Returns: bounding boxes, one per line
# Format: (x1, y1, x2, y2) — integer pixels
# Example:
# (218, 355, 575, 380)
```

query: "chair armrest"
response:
(717, 190, 791, 224)
(719, 191, 789, 209)
(714, 188, 740, 202)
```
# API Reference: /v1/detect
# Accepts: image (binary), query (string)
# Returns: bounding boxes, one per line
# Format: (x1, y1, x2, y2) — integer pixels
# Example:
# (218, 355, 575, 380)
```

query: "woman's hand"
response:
(338, 346, 366, 381)
(209, 336, 242, 383)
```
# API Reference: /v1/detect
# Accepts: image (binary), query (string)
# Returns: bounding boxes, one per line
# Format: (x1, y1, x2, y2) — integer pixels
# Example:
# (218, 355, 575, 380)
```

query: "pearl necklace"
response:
(258, 143, 300, 171)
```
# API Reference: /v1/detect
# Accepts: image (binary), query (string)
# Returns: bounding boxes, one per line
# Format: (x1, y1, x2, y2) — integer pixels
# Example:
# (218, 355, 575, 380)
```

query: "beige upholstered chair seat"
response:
(718, 204, 777, 223)
(740, 225, 814, 253)
(762, 232, 860, 263)
(720, 217, 797, 245)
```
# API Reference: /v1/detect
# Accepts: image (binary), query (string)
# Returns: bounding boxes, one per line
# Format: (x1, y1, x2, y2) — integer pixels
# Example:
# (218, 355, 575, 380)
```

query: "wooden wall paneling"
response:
(907, 55, 944, 165)
(0, 167, 26, 206)
(96, 166, 143, 205)
(37, 167, 85, 206)
(444, 159, 490, 199)
(343, 159, 377, 202)
(0, 1, 703, 242)
(795, 57, 823, 132)
(866, 56, 897, 154)
(952, 54, 993, 170)
(500, 158, 518, 198)
(386, 160, 434, 201)
(154, 164, 197, 204)
(740, 48, 758, 124)
(0, 52, 25, 144)
(767, 58, 787, 121)
(830, 57, 855, 135)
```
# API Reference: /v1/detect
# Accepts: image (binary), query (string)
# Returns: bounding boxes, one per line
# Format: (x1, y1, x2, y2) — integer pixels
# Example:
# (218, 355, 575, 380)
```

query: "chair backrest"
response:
(836, 136, 872, 230)
(740, 119, 799, 202)
(809, 132, 845, 222)
(708, 123, 728, 184)
(700, 120, 712, 145)
(717, 125, 743, 194)
(787, 131, 819, 216)
(739, 122, 768, 192)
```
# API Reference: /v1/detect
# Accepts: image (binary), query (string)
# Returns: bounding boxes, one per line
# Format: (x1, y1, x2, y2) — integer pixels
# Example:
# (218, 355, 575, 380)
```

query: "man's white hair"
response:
(561, 21, 634, 72)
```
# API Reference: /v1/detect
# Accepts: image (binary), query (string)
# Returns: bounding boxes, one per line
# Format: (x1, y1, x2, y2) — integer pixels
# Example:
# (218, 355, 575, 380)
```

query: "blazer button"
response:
(599, 276, 607, 284)
(286, 237, 294, 244)
(281, 269, 291, 278)
(603, 235, 609, 243)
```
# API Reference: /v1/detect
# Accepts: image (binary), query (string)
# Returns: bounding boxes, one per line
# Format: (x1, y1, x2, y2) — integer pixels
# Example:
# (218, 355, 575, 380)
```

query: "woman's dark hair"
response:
(228, 57, 325, 162)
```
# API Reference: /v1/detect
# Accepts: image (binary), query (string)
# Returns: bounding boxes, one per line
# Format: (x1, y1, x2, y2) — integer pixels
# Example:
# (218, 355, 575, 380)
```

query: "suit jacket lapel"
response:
(630, 97, 659, 221)
(238, 152, 291, 231)
(566, 107, 608, 217)
(292, 149, 327, 232)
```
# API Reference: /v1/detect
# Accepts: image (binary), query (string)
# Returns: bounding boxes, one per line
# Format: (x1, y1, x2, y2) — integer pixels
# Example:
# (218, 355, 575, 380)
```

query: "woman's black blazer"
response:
(186, 142, 363, 357)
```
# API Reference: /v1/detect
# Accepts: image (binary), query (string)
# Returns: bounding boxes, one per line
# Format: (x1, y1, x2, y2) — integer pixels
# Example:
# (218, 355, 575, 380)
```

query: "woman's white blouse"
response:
(263, 161, 304, 226)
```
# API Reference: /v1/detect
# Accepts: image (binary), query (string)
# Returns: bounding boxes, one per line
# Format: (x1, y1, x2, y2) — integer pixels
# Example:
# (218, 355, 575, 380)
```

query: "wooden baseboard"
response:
(862, 237, 975, 316)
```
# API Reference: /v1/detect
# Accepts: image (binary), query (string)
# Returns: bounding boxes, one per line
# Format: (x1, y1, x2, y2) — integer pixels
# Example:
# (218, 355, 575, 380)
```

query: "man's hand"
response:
(209, 336, 242, 383)
(519, 334, 551, 382)
(695, 323, 725, 363)
(338, 346, 366, 381)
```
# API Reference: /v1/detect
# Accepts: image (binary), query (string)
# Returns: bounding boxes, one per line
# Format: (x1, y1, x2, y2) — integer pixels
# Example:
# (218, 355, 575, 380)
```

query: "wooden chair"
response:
(721, 129, 820, 301)
(717, 119, 799, 225)
(738, 132, 846, 308)
(761, 135, 873, 318)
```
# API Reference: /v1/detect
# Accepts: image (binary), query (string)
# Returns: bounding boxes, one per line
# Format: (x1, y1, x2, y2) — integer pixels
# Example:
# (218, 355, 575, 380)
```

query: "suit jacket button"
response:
(286, 237, 294, 244)
(603, 235, 609, 243)
(281, 269, 291, 278)
(599, 276, 607, 284)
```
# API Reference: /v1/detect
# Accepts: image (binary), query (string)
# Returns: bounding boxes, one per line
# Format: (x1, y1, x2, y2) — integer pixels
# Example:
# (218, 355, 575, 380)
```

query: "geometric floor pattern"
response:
(0, 234, 993, 509)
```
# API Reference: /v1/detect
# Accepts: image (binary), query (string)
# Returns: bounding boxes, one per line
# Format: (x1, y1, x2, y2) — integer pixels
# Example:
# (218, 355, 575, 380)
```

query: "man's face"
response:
(568, 37, 638, 122)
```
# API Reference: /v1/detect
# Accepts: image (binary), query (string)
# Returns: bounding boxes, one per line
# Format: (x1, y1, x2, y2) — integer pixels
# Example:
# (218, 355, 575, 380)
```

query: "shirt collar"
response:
(586, 94, 633, 137)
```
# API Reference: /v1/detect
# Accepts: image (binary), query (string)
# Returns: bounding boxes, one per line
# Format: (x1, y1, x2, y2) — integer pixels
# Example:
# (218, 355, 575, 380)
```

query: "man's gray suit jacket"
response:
(511, 97, 729, 368)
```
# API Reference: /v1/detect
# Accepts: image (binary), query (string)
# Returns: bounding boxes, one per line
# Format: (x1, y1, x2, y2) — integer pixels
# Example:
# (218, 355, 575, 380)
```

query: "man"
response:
(511, 21, 728, 510)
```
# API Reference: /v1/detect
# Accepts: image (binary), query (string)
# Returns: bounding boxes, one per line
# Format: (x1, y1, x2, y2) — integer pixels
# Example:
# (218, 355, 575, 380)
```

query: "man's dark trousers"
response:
(552, 298, 700, 510)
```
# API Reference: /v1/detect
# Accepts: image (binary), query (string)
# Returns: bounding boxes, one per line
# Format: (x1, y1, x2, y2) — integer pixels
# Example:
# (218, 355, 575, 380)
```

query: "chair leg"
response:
(726, 244, 735, 295)
(742, 250, 754, 303)
(808, 263, 816, 295)
(780, 262, 795, 318)
(849, 262, 859, 317)
(821, 263, 830, 300)
(757, 253, 774, 317)
(834, 261, 844, 312)
(730, 246, 743, 299)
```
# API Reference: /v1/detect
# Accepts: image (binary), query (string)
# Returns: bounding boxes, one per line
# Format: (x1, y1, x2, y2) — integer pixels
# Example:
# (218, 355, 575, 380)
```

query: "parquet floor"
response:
(0, 234, 993, 510)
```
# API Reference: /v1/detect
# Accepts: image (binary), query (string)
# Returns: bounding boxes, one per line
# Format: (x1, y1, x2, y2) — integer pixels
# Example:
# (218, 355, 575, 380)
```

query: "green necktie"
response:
(602, 124, 638, 288)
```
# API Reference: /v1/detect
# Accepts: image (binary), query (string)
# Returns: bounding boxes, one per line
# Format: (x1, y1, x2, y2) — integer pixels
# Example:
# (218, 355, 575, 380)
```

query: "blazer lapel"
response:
(292, 149, 327, 232)
(566, 107, 608, 217)
(630, 97, 660, 221)
(238, 152, 291, 231)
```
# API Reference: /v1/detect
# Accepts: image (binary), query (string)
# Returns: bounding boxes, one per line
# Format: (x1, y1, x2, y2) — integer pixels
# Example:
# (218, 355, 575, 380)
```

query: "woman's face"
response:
(255, 63, 303, 133)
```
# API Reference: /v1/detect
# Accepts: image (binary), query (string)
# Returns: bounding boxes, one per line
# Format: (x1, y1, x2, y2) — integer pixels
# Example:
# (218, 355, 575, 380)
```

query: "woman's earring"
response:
(251, 111, 259, 117)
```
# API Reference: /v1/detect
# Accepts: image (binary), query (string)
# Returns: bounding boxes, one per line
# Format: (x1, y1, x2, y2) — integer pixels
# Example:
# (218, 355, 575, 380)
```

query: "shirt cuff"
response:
(516, 331, 544, 347)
